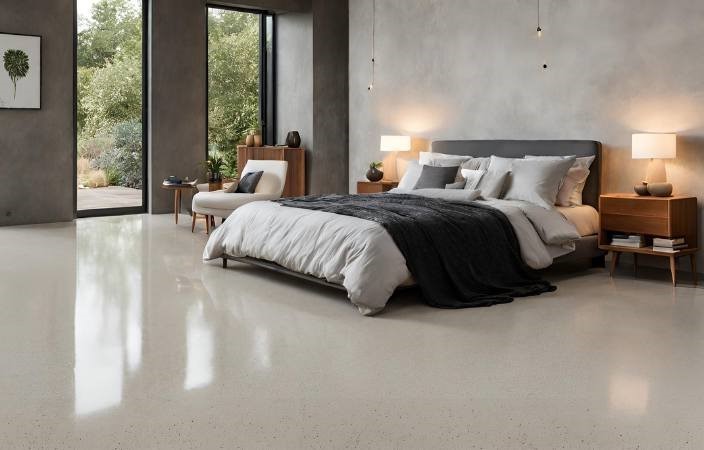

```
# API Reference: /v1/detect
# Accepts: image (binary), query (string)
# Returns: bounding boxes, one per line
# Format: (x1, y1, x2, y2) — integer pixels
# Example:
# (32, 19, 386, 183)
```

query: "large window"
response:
(207, 6, 275, 180)
(76, 0, 146, 215)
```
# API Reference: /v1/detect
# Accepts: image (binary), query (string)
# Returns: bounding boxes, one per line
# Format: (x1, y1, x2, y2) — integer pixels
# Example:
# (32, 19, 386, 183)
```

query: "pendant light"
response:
(368, 0, 376, 91)
(537, 0, 547, 70)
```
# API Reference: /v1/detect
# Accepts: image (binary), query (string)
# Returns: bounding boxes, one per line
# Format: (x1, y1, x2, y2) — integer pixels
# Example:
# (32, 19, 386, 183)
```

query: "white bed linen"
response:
(204, 196, 580, 316)
(557, 205, 600, 237)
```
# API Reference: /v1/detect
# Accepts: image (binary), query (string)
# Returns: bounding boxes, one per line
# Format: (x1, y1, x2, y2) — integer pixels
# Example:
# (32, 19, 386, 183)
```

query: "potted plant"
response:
(366, 161, 384, 182)
(203, 153, 225, 191)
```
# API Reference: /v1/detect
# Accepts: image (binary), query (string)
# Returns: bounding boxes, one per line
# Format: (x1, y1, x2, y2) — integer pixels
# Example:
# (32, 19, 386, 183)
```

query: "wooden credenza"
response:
(237, 146, 306, 197)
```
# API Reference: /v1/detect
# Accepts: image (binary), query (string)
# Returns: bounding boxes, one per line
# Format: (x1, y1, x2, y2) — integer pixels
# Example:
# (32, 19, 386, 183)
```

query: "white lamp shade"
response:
(380, 135, 411, 152)
(632, 133, 676, 159)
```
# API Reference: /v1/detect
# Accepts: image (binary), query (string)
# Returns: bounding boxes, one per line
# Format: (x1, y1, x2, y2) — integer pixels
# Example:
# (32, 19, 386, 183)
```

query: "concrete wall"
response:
(0, 0, 74, 226)
(311, 0, 348, 194)
(276, 12, 313, 179)
(150, 0, 208, 214)
(350, 0, 704, 266)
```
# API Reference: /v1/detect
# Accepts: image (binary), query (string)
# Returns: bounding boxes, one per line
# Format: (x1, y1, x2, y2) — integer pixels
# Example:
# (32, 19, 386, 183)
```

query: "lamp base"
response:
(645, 158, 667, 184)
(634, 182, 650, 196)
(647, 182, 673, 197)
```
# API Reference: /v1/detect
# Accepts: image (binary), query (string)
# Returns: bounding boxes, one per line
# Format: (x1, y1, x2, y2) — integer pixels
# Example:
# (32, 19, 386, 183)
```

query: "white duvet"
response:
(203, 190, 580, 315)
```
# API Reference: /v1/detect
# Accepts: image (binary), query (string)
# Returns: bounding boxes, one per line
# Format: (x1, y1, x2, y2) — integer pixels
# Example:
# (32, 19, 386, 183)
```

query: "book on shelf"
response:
(612, 234, 643, 241)
(610, 241, 646, 248)
(652, 245, 688, 253)
(611, 234, 645, 247)
(652, 237, 686, 248)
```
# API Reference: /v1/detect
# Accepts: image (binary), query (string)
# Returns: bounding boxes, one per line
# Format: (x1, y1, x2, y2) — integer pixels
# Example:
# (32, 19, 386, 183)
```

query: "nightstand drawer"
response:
(600, 196, 668, 217)
(601, 213, 670, 237)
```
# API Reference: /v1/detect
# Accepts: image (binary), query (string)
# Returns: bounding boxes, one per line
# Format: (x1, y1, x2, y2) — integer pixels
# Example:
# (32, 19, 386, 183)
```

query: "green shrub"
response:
(93, 121, 142, 188)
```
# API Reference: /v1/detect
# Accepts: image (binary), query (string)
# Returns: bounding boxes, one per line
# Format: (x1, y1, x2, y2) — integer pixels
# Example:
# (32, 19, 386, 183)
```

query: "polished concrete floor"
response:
(1, 214, 704, 449)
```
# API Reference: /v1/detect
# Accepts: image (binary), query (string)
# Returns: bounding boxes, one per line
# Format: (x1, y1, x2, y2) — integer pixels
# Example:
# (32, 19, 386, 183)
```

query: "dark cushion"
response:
(413, 165, 460, 189)
(235, 171, 264, 193)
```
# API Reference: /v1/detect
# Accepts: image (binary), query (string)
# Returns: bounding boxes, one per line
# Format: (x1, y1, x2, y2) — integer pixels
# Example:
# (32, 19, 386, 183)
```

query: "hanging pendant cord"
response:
(369, 0, 376, 91)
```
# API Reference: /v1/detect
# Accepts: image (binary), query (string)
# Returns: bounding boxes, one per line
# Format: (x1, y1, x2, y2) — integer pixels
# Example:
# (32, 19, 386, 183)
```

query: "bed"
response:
(204, 139, 604, 315)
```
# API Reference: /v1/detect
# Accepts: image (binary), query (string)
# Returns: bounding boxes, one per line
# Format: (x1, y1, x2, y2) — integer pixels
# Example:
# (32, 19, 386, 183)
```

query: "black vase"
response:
(366, 167, 384, 182)
(285, 131, 301, 148)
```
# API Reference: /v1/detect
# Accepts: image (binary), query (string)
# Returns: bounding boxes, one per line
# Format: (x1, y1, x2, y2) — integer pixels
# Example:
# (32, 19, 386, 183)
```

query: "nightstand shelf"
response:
(598, 194, 699, 285)
(356, 181, 398, 194)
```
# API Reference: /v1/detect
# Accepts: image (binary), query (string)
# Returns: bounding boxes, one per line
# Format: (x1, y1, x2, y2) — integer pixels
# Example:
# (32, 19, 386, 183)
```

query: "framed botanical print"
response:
(0, 33, 41, 109)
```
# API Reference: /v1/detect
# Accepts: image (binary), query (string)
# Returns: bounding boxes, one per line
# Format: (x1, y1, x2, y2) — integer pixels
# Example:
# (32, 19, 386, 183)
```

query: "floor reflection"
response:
(609, 373, 650, 416)
(74, 217, 144, 416)
(184, 301, 214, 390)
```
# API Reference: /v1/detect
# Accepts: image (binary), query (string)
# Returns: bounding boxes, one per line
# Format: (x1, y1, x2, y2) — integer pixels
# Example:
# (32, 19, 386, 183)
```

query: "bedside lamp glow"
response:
(380, 135, 411, 181)
(380, 135, 411, 153)
(632, 133, 676, 196)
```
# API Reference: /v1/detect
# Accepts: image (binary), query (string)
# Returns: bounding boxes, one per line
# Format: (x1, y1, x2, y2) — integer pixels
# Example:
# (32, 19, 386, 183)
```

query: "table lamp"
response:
(380, 135, 411, 181)
(632, 133, 676, 197)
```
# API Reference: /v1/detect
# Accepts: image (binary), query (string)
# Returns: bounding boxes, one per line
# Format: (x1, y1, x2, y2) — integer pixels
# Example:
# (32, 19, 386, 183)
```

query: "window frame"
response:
(74, 0, 149, 218)
(205, 4, 277, 162)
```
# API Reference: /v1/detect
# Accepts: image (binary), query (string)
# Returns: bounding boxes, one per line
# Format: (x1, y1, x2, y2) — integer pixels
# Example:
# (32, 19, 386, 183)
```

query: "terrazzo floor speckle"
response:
(1, 214, 703, 449)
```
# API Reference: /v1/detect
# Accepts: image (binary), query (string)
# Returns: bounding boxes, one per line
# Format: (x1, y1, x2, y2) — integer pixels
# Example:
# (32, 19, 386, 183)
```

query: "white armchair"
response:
(192, 160, 288, 233)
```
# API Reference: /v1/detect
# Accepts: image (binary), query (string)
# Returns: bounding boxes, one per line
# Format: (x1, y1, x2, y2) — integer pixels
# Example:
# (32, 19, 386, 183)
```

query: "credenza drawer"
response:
(601, 214, 670, 237)
(600, 197, 669, 218)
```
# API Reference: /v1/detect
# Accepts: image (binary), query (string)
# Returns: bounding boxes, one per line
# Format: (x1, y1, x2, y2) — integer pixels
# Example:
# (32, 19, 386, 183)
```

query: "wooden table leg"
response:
(609, 251, 620, 277)
(191, 212, 197, 233)
(691, 254, 698, 285)
(670, 256, 677, 286)
(177, 190, 182, 224)
(173, 190, 179, 224)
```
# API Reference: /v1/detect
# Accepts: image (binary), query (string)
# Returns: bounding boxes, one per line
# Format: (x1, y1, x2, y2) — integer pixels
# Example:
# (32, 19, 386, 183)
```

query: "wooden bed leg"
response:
(222, 258, 228, 269)
(609, 251, 620, 277)
(591, 255, 606, 268)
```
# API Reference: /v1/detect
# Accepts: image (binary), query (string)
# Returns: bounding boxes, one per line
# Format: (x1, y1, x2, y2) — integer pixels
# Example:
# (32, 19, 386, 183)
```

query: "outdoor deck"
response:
(77, 186, 142, 211)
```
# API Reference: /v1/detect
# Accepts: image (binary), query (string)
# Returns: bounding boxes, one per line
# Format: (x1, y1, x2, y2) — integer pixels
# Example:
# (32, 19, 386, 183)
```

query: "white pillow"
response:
(503, 157, 576, 209)
(419, 151, 471, 166)
(476, 170, 509, 199)
(397, 160, 422, 190)
(460, 157, 490, 171)
(486, 155, 518, 174)
(525, 155, 595, 206)
(460, 169, 486, 190)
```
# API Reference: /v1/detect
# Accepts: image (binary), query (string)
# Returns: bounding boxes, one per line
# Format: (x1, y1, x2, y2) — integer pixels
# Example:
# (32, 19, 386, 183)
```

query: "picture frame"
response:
(0, 32, 41, 110)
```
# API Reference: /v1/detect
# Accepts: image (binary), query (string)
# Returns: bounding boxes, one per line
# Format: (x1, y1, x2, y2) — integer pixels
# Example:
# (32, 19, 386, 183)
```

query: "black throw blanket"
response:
(274, 193, 555, 308)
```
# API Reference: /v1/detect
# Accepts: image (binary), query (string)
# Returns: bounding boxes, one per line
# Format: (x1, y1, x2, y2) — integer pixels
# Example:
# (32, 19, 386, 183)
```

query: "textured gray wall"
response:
(350, 0, 704, 266)
(311, 0, 349, 194)
(149, 0, 208, 214)
(0, 0, 74, 226)
(276, 12, 313, 174)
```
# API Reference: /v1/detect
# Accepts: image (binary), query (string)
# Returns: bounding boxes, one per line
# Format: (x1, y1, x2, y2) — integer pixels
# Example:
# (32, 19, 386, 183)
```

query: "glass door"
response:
(75, 0, 147, 216)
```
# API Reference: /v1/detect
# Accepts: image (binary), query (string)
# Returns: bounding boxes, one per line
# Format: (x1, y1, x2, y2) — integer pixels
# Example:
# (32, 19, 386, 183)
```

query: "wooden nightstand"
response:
(356, 181, 398, 194)
(598, 194, 699, 285)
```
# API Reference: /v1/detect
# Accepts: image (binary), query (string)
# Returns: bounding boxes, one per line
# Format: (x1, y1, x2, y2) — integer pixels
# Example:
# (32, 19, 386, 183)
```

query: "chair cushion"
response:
(236, 171, 263, 193)
(193, 192, 263, 211)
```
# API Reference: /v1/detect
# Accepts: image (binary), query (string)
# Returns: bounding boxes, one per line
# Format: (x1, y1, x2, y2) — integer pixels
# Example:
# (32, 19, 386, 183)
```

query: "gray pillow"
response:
(476, 170, 509, 199)
(235, 171, 264, 193)
(413, 165, 460, 190)
(503, 157, 576, 209)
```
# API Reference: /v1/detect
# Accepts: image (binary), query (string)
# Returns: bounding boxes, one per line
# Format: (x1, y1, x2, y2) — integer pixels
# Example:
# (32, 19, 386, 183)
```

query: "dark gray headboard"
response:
(432, 140, 602, 210)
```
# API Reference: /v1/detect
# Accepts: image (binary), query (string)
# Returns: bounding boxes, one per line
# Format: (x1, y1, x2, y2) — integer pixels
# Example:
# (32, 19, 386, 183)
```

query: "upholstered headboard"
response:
(431, 140, 602, 210)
